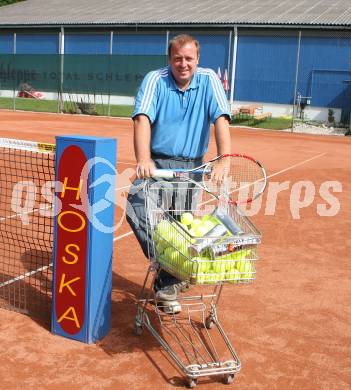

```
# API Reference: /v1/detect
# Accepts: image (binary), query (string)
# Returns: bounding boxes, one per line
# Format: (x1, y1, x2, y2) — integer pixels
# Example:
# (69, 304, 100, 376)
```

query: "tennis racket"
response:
(152, 153, 267, 205)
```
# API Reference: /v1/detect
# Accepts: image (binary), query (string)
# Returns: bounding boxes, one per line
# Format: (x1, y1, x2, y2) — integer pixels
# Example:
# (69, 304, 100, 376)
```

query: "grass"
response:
(0, 97, 60, 112)
(231, 116, 293, 130)
(0, 97, 134, 117)
(0, 97, 292, 129)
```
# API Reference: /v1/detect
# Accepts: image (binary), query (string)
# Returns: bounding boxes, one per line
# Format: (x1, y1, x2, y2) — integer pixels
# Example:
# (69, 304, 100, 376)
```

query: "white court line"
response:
(116, 184, 131, 191)
(111, 152, 327, 242)
(266, 152, 327, 180)
(114, 231, 133, 241)
(117, 161, 135, 165)
(0, 264, 52, 288)
(0, 205, 51, 221)
(0, 204, 54, 288)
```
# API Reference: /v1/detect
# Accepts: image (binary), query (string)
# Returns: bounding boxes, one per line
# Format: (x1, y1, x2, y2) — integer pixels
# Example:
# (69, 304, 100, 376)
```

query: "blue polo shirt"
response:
(132, 66, 230, 159)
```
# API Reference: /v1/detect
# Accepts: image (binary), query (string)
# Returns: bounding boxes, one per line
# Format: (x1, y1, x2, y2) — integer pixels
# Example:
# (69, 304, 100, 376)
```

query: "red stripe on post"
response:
(55, 145, 88, 335)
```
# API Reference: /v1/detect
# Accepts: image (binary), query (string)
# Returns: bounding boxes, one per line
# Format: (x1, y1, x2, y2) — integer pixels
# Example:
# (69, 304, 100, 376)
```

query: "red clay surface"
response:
(0, 110, 350, 389)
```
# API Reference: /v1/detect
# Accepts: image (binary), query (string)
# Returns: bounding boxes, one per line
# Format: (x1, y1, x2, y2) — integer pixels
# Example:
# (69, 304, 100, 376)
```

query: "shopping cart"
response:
(135, 179, 262, 388)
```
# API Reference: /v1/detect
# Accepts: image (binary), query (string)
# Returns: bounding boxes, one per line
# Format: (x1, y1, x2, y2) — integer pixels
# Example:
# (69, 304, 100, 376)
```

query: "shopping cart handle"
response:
(152, 169, 176, 179)
(152, 168, 209, 179)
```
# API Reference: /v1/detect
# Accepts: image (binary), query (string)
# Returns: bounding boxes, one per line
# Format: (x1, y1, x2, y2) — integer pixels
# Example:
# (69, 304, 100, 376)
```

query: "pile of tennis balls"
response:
(153, 211, 255, 284)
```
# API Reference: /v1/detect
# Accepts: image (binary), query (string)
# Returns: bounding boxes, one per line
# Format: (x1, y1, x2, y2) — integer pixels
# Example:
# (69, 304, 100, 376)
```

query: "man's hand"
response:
(136, 158, 156, 179)
(210, 158, 231, 186)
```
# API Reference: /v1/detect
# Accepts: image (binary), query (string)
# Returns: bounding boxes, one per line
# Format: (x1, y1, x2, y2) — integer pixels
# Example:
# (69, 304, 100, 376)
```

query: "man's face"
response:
(169, 41, 199, 89)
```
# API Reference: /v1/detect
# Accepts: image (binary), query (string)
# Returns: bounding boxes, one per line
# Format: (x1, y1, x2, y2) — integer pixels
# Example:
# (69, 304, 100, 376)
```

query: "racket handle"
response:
(152, 169, 175, 179)
(152, 168, 208, 179)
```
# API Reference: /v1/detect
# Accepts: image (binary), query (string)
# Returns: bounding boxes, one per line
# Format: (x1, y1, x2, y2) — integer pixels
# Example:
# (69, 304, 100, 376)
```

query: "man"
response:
(127, 34, 231, 313)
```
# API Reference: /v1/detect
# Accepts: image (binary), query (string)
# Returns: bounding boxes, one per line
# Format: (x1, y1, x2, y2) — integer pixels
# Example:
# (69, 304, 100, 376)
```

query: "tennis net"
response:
(0, 138, 55, 318)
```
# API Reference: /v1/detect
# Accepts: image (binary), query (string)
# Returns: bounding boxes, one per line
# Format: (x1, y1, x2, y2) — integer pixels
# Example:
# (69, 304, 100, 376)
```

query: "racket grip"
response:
(152, 169, 175, 179)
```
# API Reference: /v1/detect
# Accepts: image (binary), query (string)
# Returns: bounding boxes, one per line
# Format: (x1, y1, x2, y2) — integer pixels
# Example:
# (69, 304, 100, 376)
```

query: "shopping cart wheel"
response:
(186, 378, 197, 388)
(205, 316, 214, 329)
(223, 374, 235, 384)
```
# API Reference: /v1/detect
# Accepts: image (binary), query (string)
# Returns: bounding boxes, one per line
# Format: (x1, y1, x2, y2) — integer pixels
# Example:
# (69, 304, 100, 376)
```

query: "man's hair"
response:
(168, 34, 200, 58)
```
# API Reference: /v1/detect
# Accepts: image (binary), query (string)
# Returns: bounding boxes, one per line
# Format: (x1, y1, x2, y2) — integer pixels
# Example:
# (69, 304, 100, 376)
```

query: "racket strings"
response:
(204, 157, 266, 203)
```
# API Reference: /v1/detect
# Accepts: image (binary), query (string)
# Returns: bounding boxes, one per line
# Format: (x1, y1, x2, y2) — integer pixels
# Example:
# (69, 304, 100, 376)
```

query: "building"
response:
(1, 0, 351, 122)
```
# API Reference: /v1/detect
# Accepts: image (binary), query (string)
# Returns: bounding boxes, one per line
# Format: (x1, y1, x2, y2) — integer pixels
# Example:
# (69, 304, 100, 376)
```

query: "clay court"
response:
(0, 110, 350, 389)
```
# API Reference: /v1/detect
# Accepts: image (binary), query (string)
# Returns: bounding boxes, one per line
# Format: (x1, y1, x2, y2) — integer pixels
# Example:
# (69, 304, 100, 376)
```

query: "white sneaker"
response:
(157, 300, 181, 314)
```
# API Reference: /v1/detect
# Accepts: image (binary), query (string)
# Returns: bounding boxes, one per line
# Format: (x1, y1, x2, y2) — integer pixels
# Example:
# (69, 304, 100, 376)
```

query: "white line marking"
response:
(0, 205, 52, 221)
(115, 184, 131, 191)
(266, 153, 326, 180)
(0, 263, 52, 288)
(117, 161, 135, 165)
(113, 231, 133, 241)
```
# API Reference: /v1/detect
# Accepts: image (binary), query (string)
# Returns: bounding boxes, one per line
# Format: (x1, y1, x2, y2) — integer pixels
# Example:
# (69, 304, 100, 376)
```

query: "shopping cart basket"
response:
(135, 179, 262, 388)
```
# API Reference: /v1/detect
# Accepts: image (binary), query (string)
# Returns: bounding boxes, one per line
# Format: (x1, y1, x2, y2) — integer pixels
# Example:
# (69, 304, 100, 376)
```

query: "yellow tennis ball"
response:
(225, 268, 241, 283)
(164, 247, 175, 260)
(236, 260, 255, 280)
(180, 212, 194, 226)
(212, 260, 227, 274)
(180, 259, 193, 277)
(191, 218, 202, 229)
(193, 225, 208, 237)
(207, 272, 221, 283)
(156, 242, 164, 256)
(156, 219, 173, 242)
(193, 258, 211, 274)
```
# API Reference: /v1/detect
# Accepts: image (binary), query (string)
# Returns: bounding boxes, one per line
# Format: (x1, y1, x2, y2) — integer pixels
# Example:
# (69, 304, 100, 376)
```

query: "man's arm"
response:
(214, 115, 231, 155)
(133, 114, 155, 178)
(211, 115, 232, 183)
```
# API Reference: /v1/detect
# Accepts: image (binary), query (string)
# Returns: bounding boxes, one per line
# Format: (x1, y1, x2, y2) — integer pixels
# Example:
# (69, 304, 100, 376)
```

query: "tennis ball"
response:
(156, 242, 164, 256)
(230, 249, 252, 261)
(188, 228, 196, 237)
(236, 260, 255, 280)
(201, 214, 212, 222)
(212, 260, 227, 276)
(224, 260, 237, 273)
(179, 222, 189, 231)
(156, 219, 174, 242)
(191, 218, 202, 229)
(180, 259, 193, 277)
(170, 251, 184, 268)
(171, 221, 187, 234)
(193, 258, 211, 274)
(197, 271, 221, 284)
(164, 247, 176, 261)
(193, 225, 208, 237)
(180, 212, 194, 226)
(196, 274, 209, 284)
(207, 272, 221, 284)
(225, 268, 241, 283)
(156, 219, 171, 233)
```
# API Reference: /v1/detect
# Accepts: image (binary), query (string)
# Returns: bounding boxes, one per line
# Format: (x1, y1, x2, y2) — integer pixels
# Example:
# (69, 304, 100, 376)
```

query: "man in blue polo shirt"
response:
(127, 34, 231, 313)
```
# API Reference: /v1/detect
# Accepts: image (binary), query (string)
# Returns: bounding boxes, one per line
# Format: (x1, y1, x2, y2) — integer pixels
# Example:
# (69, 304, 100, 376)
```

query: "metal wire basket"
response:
(145, 179, 261, 286)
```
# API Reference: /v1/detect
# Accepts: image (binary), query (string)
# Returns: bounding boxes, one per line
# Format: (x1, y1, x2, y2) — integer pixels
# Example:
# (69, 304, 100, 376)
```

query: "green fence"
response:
(0, 54, 167, 115)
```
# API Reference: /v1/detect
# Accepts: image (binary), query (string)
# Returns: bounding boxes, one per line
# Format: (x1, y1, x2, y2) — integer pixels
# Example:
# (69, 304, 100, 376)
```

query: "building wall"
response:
(1, 28, 351, 119)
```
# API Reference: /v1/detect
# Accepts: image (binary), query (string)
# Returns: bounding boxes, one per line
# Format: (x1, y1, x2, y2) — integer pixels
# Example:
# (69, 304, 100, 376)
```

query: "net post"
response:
(51, 135, 117, 344)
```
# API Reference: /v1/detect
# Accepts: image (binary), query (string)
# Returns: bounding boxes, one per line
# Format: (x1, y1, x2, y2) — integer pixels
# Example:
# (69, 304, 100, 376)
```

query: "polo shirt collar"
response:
(168, 67, 199, 91)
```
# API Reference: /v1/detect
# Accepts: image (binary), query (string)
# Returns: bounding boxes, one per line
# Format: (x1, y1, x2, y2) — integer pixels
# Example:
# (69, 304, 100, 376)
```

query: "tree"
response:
(0, 0, 25, 6)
